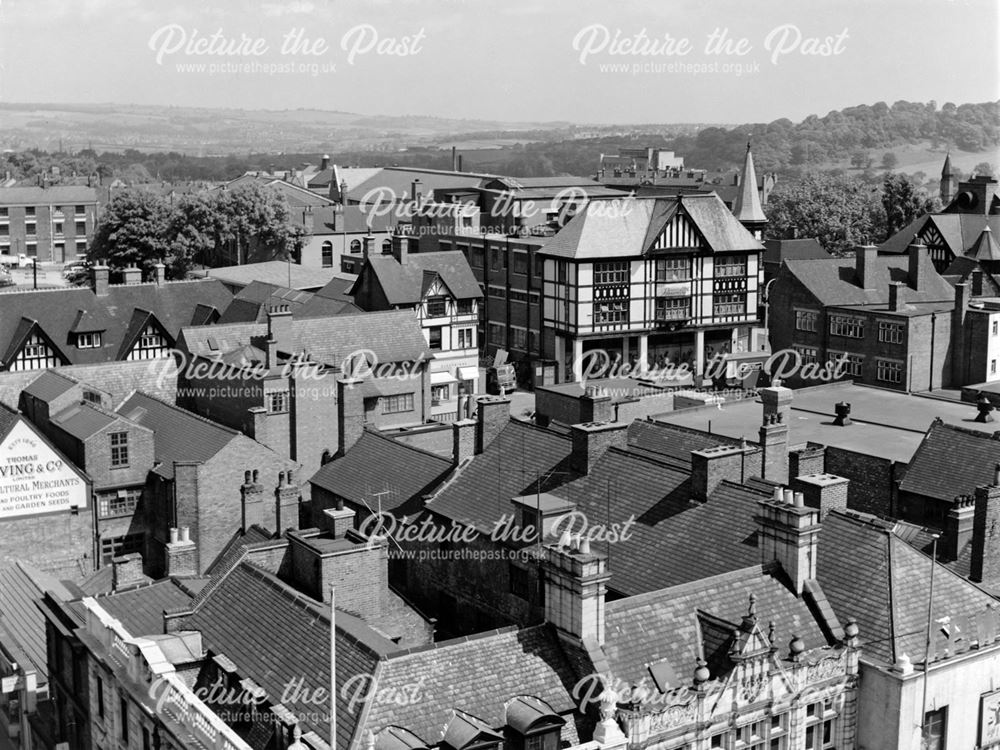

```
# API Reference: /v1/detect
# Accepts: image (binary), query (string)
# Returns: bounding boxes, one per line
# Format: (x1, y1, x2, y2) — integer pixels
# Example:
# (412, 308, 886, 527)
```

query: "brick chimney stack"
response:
(111, 553, 145, 591)
(790, 473, 849, 518)
(757, 486, 821, 595)
(888, 281, 904, 312)
(475, 395, 511, 454)
(944, 495, 976, 562)
(542, 535, 610, 646)
(266, 304, 294, 369)
(452, 418, 477, 465)
(854, 245, 878, 290)
(908, 241, 928, 292)
(274, 469, 299, 535)
(123, 264, 142, 286)
(758, 385, 793, 484)
(970, 463, 1000, 586)
(337, 378, 365, 457)
(240, 469, 264, 532)
(569, 421, 628, 475)
(166, 526, 197, 577)
(153, 262, 167, 286)
(92, 264, 110, 296)
(952, 282, 972, 385)
(691, 444, 749, 503)
(580, 386, 614, 423)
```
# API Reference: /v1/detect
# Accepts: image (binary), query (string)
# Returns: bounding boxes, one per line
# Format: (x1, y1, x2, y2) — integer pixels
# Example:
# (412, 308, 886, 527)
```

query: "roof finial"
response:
(748, 593, 757, 618)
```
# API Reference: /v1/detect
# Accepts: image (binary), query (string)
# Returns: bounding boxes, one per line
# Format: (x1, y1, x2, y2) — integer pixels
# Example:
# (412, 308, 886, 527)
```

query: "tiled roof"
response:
(204, 525, 276, 576)
(970, 226, 1000, 261)
(117, 392, 238, 479)
(350, 252, 483, 306)
(781, 254, 954, 308)
(0, 185, 98, 204)
(763, 238, 829, 266)
(307, 204, 394, 235)
(818, 511, 1000, 666)
(348, 167, 488, 205)
(217, 281, 359, 323)
(177, 321, 268, 359)
(880, 214, 1000, 256)
(539, 194, 762, 260)
(186, 560, 395, 746)
(0, 403, 20, 442)
(362, 625, 581, 745)
(94, 579, 194, 637)
(0, 562, 75, 686)
(22, 371, 79, 403)
(552, 448, 765, 595)
(51, 402, 119, 440)
(427, 420, 578, 533)
(898, 420, 1000, 502)
(310, 431, 452, 512)
(0, 280, 232, 369)
(604, 565, 830, 688)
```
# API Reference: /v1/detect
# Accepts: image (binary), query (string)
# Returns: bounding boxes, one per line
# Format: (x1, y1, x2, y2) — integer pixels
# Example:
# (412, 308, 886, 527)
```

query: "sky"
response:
(0, 0, 997, 124)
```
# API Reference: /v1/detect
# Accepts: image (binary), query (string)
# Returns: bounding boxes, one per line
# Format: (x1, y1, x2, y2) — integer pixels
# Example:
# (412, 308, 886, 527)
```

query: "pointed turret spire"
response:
(942, 151, 954, 178)
(733, 140, 767, 237)
(940, 151, 956, 205)
(969, 225, 1000, 262)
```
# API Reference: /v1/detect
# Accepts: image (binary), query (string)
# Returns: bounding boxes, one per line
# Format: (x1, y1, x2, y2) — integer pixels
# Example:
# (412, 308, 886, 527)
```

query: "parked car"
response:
(0, 269, 14, 287)
(64, 268, 92, 286)
(62, 259, 90, 278)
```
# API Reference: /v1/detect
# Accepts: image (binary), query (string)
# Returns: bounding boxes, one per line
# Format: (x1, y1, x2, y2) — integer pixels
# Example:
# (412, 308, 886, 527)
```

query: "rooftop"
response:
(93, 578, 195, 637)
(191, 261, 354, 291)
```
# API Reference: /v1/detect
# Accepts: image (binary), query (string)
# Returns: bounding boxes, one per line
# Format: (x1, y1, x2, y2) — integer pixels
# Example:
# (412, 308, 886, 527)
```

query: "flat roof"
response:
(654, 382, 994, 464)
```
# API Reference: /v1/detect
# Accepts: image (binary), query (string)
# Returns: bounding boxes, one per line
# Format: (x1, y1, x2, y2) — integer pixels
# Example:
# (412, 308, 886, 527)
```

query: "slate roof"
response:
(349, 251, 483, 306)
(603, 565, 830, 688)
(539, 194, 762, 260)
(427, 420, 578, 533)
(0, 402, 20, 441)
(117, 392, 239, 479)
(0, 280, 232, 368)
(51, 402, 120, 440)
(179, 310, 430, 368)
(307, 204, 394, 235)
(898, 420, 1000, 502)
(627, 419, 749, 467)
(310, 431, 453, 512)
(817, 511, 1000, 666)
(362, 625, 581, 746)
(185, 560, 396, 747)
(552, 448, 765, 595)
(349, 167, 489, 205)
(763, 238, 829, 267)
(94, 579, 195, 637)
(880, 214, 1000, 256)
(780, 254, 954, 307)
(217, 281, 359, 323)
(969, 226, 1000, 261)
(192, 262, 351, 292)
(0, 562, 75, 686)
(22, 371, 79, 402)
(0, 185, 98, 204)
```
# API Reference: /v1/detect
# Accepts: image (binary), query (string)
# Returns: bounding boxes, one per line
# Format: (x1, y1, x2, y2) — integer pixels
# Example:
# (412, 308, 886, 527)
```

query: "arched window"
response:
(350, 239, 362, 254)
(321, 241, 333, 268)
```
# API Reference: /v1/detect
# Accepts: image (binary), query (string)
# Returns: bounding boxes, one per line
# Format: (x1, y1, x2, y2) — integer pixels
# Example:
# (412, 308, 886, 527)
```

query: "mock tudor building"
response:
(176, 308, 433, 480)
(538, 193, 766, 382)
(0, 265, 231, 372)
(347, 249, 483, 420)
(0, 185, 99, 263)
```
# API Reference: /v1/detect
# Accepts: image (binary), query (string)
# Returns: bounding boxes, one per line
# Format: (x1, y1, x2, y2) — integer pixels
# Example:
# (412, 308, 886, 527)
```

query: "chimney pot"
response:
(793, 492, 805, 508)
(169, 527, 179, 544)
(783, 488, 795, 505)
(579, 537, 591, 554)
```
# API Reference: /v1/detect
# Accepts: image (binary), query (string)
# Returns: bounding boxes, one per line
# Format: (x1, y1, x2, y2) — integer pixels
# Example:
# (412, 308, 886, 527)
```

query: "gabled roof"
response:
(306, 204, 394, 235)
(310, 431, 453, 512)
(0, 562, 75, 686)
(539, 194, 763, 260)
(818, 511, 1000, 666)
(51, 402, 121, 440)
(192, 261, 352, 292)
(117, 392, 239, 479)
(603, 565, 830, 688)
(21, 370, 78, 403)
(732, 144, 767, 224)
(217, 281, 359, 324)
(350, 251, 483, 306)
(898, 419, 1000, 502)
(781, 254, 954, 307)
(94, 579, 195, 637)
(348, 167, 489, 205)
(880, 214, 1000, 256)
(362, 624, 581, 746)
(0, 185, 98, 204)
(0, 280, 232, 368)
(427, 420, 578, 534)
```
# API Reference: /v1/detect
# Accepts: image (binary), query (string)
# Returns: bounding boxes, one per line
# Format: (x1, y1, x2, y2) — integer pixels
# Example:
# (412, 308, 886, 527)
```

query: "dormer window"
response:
(505, 697, 564, 750)
(426, 296, 447, 317)
(76, 332, 102, 349)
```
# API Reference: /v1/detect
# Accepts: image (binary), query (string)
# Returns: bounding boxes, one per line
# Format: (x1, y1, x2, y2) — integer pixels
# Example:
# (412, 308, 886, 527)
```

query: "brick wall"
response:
(0, 508, 94, 580)
(824, 446, 900, 518)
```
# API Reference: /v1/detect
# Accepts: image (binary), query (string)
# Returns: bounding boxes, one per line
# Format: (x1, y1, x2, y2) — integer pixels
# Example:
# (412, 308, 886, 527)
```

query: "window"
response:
(0, 207, 7, 218)
(128, 324, 169, 360)
(431, 384, 449, 405)
(458, 328, 474, 349)
(488, 322, 505, 345)
(75, 205, 86, 215)
(382, 394, 415, 414)
(716, 254, 747, 277)
(25, 206, 35, 217)
(54, 221, 63, 235)
(25, 241, 36, 257)
(321, 241, 333, 268)
(100, 533, 143, 565)
(0, 225, 7, 236)
(97, 488, 142, 519)
(456, 299, 473, 315)
(795, 345, 819, 365)
(656, 296, 690, 321)
(528, 330, 538, 353)
(76, 332, 102, 349)
(513, 253, 529, 275)
(489, 247, 503, 272)
(266, 391, 289, 413)
(75, 221, 86, 235)
(921, 707, 946, 750)
(382, 239, 393, 254)
(97, 675, 105, 719)
(471, 246, 484, 269)
(876, 359, 904, 384)
(509, 563, 530, 599)
(804, 718, 836, 750)
(830, 315, 865, 338)
(143, 727, 151, 750)
(120, 696, 129, 743)
(994, 320, 999, 336)
(110, 432, 129, 467)
(594, 301, 628, 326)
(828, 352, 863, 377)
(350, 239, 361, 254)
(426, 296, 447, 317)
(878, 321, 904, 344)
(993, 360, 997, 375)
(489, 285, 506, 299)
(557, 261, 567, 284)
(795, 309, 819, 332)
(428, 326, 443, 350)
(714, 292, 745, 317)
(25, 221, 36, 236)
(511, 327, 527, 350)
(13, 332, 60, 370)
(735, 719, 767, 749)
(655, 256, 690, 282)
(594, 261, 628, 285)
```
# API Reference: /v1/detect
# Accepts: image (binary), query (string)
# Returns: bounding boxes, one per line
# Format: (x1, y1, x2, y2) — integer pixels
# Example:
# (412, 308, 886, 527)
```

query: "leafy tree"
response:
(881, 152, 899, 171)
(850, 150, 868, 169)
(881, 173, 936, 240)
(89, 189, 173, 271)
(764, 173, 886, 255)
(973, 161, 996, 177)
(213, 182, 306, 265)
